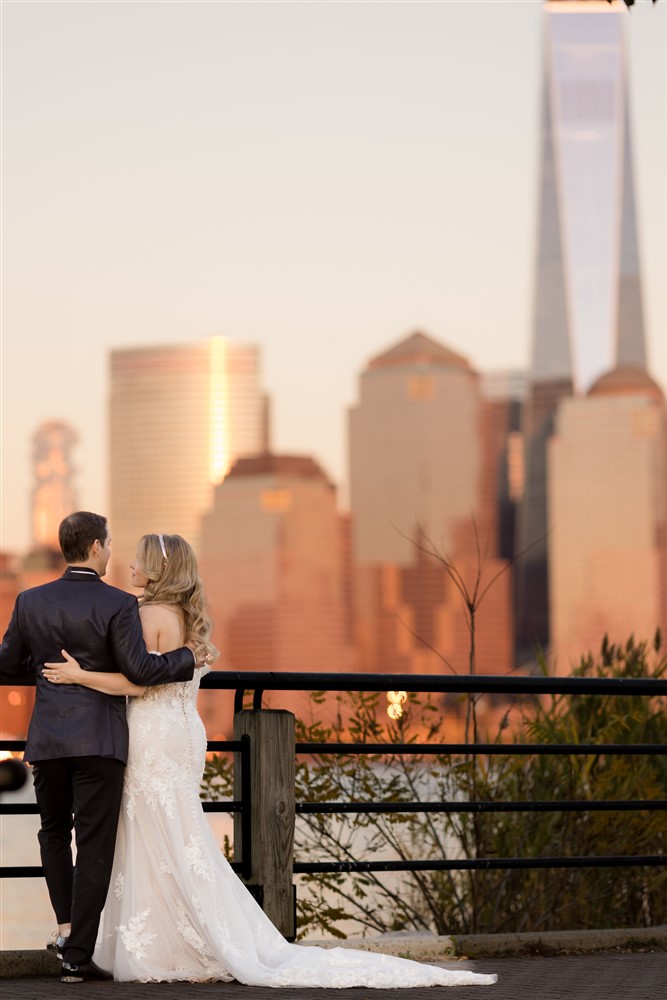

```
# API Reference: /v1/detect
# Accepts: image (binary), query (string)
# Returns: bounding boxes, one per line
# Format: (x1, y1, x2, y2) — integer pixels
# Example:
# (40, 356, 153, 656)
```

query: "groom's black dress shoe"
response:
(61, 961, 113, 983)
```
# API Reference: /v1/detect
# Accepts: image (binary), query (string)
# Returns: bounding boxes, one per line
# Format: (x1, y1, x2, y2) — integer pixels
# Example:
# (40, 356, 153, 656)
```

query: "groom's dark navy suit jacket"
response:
(0, 566, 195, 764)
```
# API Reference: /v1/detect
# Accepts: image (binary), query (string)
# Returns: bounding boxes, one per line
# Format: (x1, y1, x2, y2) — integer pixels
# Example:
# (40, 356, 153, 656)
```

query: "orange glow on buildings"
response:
(349, 332, 514, 678)
(548, 368, 667, 671)
(108, 339, 268, 587)
(0, 554, 36, 738)
(208, 337, 230, 484)
(31, 422, 78, 550)
(199, 453, 354, 734)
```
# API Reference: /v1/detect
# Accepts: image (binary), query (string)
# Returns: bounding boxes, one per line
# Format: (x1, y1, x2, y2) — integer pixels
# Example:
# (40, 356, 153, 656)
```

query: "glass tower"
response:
(109, 339, 268, 587)
(516, 1, 647, 657)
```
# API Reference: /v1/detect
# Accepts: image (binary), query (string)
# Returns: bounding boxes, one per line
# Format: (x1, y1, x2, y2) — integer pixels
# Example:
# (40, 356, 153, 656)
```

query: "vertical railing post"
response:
(233, 710, 296, 939)
(239, 733, 252, 880)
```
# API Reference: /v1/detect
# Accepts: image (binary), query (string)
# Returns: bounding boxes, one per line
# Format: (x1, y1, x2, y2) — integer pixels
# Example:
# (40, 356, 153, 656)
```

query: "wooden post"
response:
(233, 710, 296, 939)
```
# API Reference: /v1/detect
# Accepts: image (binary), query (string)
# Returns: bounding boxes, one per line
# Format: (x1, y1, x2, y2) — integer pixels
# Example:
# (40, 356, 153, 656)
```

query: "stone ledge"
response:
(0, 950, 61, 979)
(450, 925, 667, 959)
(306, 925, 667, 962)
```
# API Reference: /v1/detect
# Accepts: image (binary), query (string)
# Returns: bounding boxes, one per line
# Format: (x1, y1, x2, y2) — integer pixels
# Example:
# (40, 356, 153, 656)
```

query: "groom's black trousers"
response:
(32, 755, 125, 967)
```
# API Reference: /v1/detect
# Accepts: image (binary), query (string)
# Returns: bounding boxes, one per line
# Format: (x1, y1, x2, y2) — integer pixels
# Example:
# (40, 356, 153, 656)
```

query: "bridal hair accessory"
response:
(158, 534, 168, 560)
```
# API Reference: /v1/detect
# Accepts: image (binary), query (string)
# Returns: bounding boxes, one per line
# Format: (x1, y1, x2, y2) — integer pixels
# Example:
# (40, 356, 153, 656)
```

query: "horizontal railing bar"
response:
(0, 740, 243, 753)
(9, 740, 644, 754)
(4, 740, 662, 757)
(1, 867, 43, 878)
(5, 800, 663, 818)
(293, 855, 666, 875)
(5, 671, 665, 695)
(296, 800, 667, 815)
(295, 742, 665, 756)
(7, 854, 664, 879)
(199, 671, 667, 696)
(1, 862, 245, 879)
(1, 800, 242, 815)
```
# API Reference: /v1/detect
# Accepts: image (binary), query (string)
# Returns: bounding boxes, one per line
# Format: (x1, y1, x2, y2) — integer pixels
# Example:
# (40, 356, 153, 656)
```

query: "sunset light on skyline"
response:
(1, 1, 665, 553)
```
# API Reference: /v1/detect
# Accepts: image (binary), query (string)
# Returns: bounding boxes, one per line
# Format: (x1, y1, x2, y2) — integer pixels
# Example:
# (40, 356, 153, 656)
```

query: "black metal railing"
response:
(0, 733, 253, 881)
(208, 669, 667, 713)
(290, 740, 666, 875)
(1, 670, 665, 881)
(208, 670, 667, 876)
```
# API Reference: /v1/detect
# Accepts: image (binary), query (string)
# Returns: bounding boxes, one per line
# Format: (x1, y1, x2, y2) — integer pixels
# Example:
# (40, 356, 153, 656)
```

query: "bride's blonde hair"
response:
(136, 533, 218, 665)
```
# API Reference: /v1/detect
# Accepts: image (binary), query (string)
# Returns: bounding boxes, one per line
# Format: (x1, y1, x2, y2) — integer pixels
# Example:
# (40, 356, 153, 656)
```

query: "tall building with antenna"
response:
(516, 1, 648, 657)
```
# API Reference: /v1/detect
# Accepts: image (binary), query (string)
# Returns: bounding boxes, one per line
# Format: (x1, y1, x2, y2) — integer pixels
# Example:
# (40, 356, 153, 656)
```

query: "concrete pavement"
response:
(1, 954, 666, 1000)
(2, 929, 667, 1000)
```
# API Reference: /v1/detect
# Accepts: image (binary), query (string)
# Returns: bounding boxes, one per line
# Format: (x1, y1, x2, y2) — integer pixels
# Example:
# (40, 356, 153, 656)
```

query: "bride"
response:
(44, 532, 496, 988)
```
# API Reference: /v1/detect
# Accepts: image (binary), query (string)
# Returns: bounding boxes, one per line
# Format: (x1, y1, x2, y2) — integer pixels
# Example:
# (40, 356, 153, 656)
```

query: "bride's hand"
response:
(43, 650, 85, 685)
(195, 651, 214, 670)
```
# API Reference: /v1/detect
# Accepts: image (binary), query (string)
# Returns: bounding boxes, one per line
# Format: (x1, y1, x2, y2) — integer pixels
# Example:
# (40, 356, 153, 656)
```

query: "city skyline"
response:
(2, 1, 665, 553)
(3, 322, 663, 666)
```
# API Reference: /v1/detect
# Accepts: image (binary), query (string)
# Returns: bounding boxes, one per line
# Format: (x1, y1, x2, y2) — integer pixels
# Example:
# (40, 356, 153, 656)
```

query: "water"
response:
(0, 778, 52, 950)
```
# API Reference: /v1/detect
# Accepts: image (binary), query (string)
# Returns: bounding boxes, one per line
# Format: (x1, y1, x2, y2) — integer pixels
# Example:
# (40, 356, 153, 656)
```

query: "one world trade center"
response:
(516, 1, 647, 657)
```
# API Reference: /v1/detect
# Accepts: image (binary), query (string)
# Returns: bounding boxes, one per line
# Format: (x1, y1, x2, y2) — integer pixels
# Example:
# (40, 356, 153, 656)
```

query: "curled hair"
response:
(135, 534, 218, 665)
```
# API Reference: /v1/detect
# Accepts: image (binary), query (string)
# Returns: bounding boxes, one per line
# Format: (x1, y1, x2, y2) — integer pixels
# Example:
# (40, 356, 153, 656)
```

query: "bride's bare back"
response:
(139, 604, 185, 655)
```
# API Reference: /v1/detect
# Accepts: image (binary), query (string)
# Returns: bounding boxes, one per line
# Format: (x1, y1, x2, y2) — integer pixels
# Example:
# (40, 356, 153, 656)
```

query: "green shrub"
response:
(203, 633, 666, 937)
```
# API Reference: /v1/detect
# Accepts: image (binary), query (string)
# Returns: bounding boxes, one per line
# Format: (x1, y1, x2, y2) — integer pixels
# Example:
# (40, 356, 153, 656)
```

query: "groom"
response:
(0, 511, 196, 983)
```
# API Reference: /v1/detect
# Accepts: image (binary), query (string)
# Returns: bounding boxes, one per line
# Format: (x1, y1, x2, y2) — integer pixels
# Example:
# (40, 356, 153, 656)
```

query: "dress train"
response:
(94, 672, 496, 988)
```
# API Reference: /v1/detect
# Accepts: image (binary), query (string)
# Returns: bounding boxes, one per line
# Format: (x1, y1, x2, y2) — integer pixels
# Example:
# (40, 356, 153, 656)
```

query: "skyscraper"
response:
(19, 422, 71, 590)
(548, 368, 667, 669)
(199, 454, 351, 730)
(480, 372, 527, 564)
(31, 421, 78, 550)
(349, 331, 513, 677)
(109, 339, 268, 586)
(516, 1, 648, 656)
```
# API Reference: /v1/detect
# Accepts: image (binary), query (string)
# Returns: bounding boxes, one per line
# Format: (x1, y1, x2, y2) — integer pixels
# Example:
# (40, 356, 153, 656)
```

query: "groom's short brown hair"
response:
(58, 511, 108, 564)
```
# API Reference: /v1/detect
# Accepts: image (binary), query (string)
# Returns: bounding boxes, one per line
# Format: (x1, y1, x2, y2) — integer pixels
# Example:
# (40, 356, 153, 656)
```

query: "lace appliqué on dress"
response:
(185, 835, 215, 883)
(119, 909, 157, 961)
(113, 873, 124, 900)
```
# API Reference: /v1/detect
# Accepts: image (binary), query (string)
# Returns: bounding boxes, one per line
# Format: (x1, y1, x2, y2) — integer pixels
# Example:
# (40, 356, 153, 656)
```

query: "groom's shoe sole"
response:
(61, 964, 84, 984)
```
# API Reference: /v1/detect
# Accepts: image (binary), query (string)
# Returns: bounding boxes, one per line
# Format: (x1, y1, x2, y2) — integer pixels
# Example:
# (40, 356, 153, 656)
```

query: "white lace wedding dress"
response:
(94, 670, 496, 987)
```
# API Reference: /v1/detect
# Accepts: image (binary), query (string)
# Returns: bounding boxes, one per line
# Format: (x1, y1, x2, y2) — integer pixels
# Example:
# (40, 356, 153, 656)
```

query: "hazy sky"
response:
(2, 0, 666, 554)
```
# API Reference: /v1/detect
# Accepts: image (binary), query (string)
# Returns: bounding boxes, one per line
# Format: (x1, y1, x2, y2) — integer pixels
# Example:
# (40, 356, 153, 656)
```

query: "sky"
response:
(1, 0, 666, 555)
